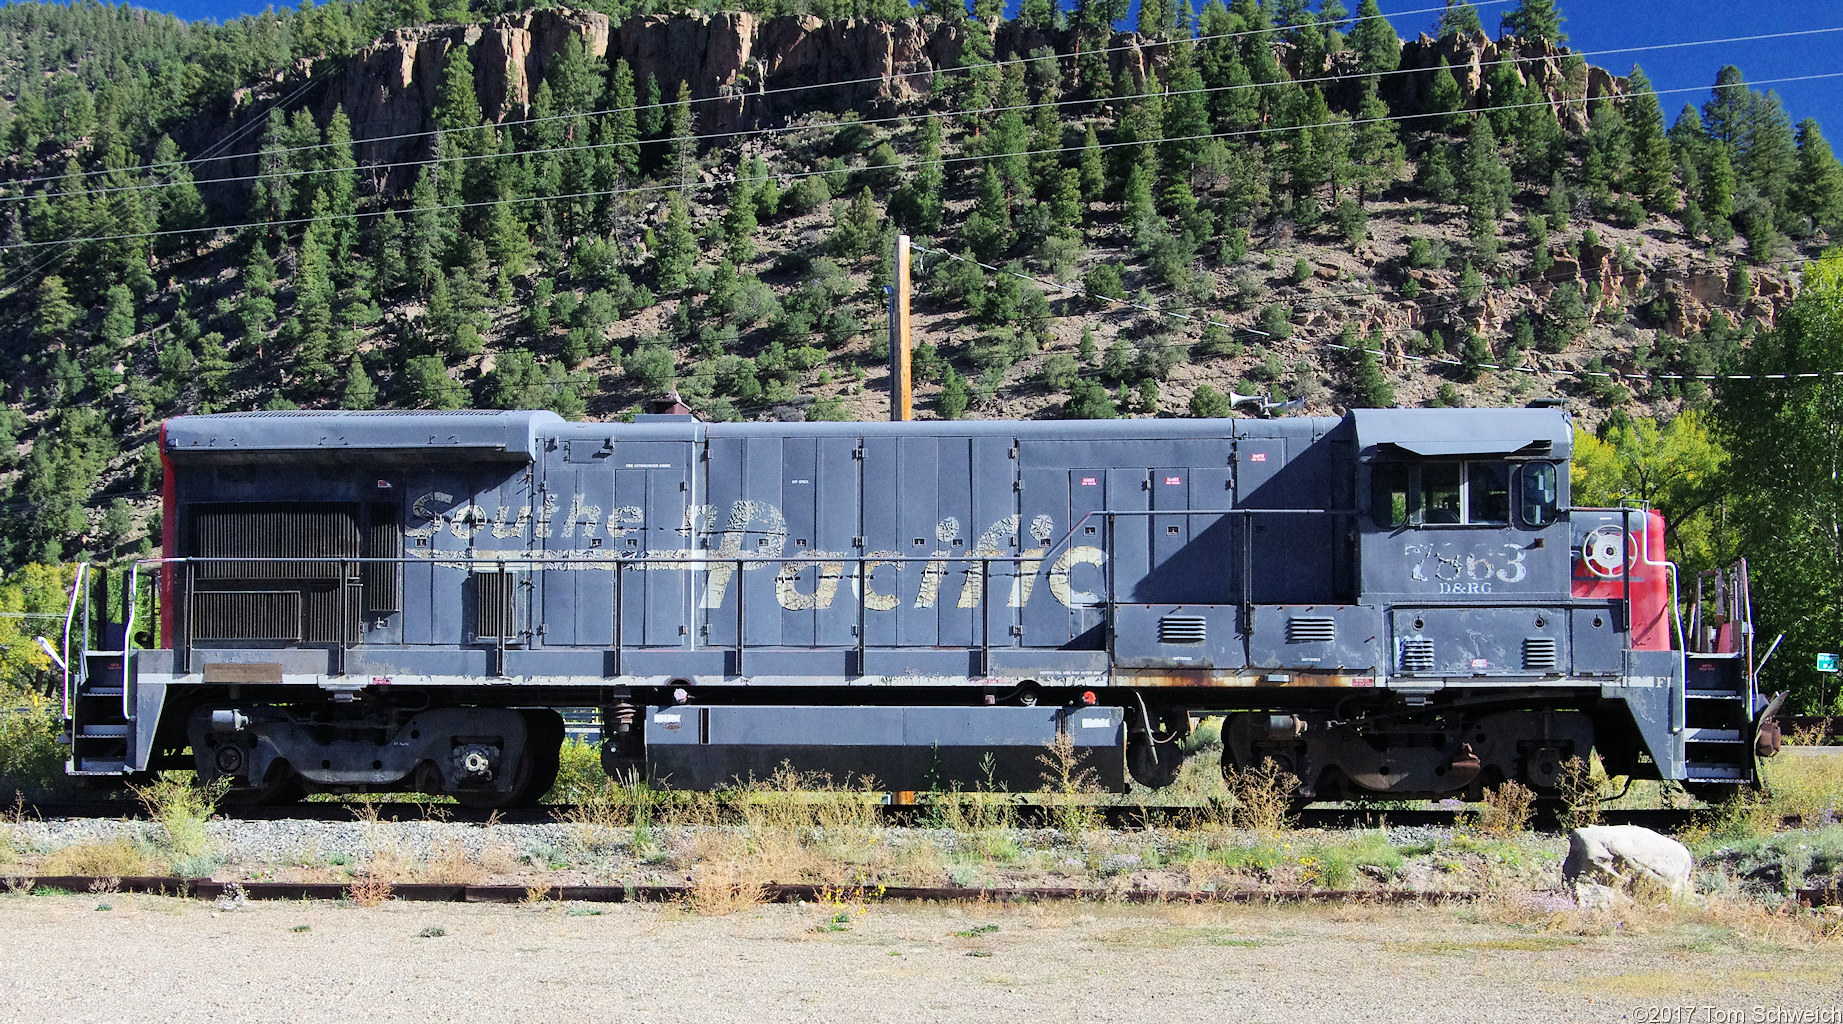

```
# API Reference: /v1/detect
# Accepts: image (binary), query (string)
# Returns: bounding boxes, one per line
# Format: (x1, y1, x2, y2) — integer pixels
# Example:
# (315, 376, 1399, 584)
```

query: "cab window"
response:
(1519, 463, 1559, 526)
(1467, 463, 1511, 524)
(1370, 460, 1520, 527)
(1371, 464, 1410, 528)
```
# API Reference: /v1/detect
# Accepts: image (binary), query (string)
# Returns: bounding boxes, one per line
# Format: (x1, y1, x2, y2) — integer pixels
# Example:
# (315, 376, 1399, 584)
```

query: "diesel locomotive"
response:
(49, 406, 1774, 805)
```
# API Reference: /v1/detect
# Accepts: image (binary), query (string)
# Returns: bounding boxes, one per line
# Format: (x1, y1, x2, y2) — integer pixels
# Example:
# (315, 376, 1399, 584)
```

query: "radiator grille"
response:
(364, 503, 401, 612)
(1287, 616, 1337, 643)
(469, 570, 519, 640)
(193, 591, 301, 641)
(1158, 614, 1207, 644)
(1398, 637, 1436, 672)
(192, 503, 360, 580)
(1523, 637, 1560, 671)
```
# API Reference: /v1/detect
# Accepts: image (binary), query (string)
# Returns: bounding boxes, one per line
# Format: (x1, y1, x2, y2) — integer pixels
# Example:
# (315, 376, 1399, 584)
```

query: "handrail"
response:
(122, 562, 139, 722)
(58, 562, 88, 719)
(1625, 507, 1687, 736)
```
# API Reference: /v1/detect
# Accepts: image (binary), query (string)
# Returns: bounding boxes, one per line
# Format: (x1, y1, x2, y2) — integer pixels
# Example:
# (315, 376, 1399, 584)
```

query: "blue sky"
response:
(123, 0, 1843, 136)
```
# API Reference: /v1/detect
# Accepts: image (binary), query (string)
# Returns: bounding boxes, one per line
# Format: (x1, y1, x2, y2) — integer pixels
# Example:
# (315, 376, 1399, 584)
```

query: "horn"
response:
(1228, 391, 1265, 407)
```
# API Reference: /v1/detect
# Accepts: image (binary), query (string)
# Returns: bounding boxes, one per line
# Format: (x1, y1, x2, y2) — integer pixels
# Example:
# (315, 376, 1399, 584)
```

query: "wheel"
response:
(452, 709, 564, 809)
(1128, 736, 1185, 789)
(221, 762, 306, 806)
(453, 745, 532, 809)
(519, 709, 565, 805)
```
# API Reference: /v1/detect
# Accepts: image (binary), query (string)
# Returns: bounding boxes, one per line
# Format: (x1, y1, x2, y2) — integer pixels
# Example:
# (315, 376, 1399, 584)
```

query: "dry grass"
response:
(39, 838, 153, 877)
(1470, 781, 1535, 838)
(1557, 756, 1604, 829)
(686, 858, 768, 916)
(346, 876, 394, 906)
(1761, 746, 1843, 824)
(131, 773, 225, 868)
(1218, 758, 1299, 833)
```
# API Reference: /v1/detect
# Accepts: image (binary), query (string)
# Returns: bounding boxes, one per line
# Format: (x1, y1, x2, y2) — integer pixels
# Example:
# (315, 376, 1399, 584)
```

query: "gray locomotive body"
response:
(58, 406, 1763, 805)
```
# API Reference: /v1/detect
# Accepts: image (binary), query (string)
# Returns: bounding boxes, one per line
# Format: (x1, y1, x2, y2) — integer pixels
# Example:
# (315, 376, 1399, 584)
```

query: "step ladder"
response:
(1681, 561, 1763, 787)
(1682, 652, 1754, 784)
(54, 562, 137, 777)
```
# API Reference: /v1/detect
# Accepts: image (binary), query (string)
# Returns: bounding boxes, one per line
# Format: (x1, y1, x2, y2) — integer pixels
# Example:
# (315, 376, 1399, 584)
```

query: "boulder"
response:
(1563, 825, 1693, 906)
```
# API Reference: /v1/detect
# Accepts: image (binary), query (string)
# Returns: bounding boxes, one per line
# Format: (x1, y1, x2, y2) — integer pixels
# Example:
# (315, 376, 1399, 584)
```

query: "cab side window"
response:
(1420, 463, 1462, 524)
(1371, 460, 1529, 527)
(1371, 463, 1410, 528)
(1467, 463, 1511, 524)
(1519, 463, 1559, 526)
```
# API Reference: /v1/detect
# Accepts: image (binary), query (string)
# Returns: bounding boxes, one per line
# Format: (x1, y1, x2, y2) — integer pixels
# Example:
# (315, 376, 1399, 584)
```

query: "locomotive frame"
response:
(50, 406, 1773, 805)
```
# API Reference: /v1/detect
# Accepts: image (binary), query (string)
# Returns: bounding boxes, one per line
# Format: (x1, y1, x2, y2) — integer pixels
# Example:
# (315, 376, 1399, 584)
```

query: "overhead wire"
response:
(8, 66, 1843, 256)
(12, 20, 1841, 210)
(0, 0, 1515, 195)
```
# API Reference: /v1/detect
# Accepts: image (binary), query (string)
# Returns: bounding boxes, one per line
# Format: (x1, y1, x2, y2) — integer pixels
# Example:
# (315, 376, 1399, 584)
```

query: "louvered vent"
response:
(469, 570, 519, 640)
(1287, 616, 1337, 643)
(1159, 614, 1207, 644)
(1399, 637, 1436, 672)
(364, 502, 402, 613)
(192, 503, 360, 579)
(193, 591, 301, 641)
(1523, 637, 1560, 671)
(301, 585, 363, 645)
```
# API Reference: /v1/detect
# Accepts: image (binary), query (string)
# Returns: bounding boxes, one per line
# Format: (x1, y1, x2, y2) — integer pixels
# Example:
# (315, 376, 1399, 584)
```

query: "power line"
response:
(8, 67, 1843, 256)
(0, 0, 1513, 196)
(15, 20, 1839, 209)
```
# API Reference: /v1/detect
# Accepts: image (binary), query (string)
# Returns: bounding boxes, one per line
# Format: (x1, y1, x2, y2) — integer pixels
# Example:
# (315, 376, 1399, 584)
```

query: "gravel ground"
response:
(0, 815, 1512, 889)
(0, 893, 1839, 1024)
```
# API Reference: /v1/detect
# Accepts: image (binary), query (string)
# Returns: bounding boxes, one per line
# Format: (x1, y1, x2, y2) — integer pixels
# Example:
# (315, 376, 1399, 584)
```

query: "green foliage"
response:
(1064, 379, 1118, 419)
(1188, 384, 1231, 418)
(1716, 251, 1843, 710)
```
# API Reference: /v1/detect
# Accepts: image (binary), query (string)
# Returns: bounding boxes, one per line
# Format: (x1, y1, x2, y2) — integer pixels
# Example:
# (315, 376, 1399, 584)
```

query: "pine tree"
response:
(608, 59, 640, 180)
(653, 192, 697, 292)
(1624, 67, 1674, 211)
(151, 135, 206, 258)
(1436, 0, 1482, 39)
(433, 45, 484, 150)
(1701, 66, 1749, 150)
(1791, 119, 1843, 235)
(938, 367, 968, 419)
(1349, 0, 1400, 75)
(1499, 0, 1564, 45)
(1350, 78, 1403, 202)
(340, 358, 378, 409)
(668, 81, 694, 189)
(98, 284, 135, 346)
(1425, 59, 1464, 130)
(35, 275, 79, 341)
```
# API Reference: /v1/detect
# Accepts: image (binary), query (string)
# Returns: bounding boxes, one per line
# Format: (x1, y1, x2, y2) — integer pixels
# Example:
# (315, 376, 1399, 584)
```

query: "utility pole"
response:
(888, 233, 912, 422)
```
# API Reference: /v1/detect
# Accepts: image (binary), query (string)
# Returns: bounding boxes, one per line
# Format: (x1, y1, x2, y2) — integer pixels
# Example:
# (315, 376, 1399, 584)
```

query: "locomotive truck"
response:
(47, 405, 1774, 806)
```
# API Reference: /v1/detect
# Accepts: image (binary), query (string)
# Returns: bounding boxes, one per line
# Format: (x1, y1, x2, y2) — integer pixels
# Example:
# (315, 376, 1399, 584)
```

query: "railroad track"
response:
(14, 800, 1706, 832)
(9, 874, 1840, 908)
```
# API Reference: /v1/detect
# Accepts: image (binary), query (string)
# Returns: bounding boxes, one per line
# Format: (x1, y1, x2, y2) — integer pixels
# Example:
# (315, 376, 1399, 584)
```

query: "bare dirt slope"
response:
(1, 894, 1837, 1023)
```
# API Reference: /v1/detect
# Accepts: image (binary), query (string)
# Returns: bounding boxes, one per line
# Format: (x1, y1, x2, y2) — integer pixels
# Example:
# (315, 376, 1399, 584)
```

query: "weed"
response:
(1760, 746, 1843, 824)
(1557, 756, 1605, 829)
(1219, 758, 1299, 833)
(951, 923, 999, 937)
(291, 925, 311, 933)
(131, 773, 226, 866)
(41, 839, 152, 877)
(1471, 781, 1535, 839)
(522, 885, 556, 904)
(1037, 732, 1103, 833)
(347, 877, 394, 907)
(565, 906, 603, 917)
(686, 859, 767, 916)
(417, 926, 446, 938)
(94, 903, 112, 911)
(423, 839, 486, 885)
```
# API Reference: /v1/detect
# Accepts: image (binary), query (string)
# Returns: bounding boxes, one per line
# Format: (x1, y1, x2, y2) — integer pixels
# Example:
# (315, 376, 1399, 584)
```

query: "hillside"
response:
(0, 0, 1838, 569)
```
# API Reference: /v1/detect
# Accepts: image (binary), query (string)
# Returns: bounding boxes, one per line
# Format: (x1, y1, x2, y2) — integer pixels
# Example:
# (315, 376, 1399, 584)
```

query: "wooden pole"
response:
(889, 233, 912, 422)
